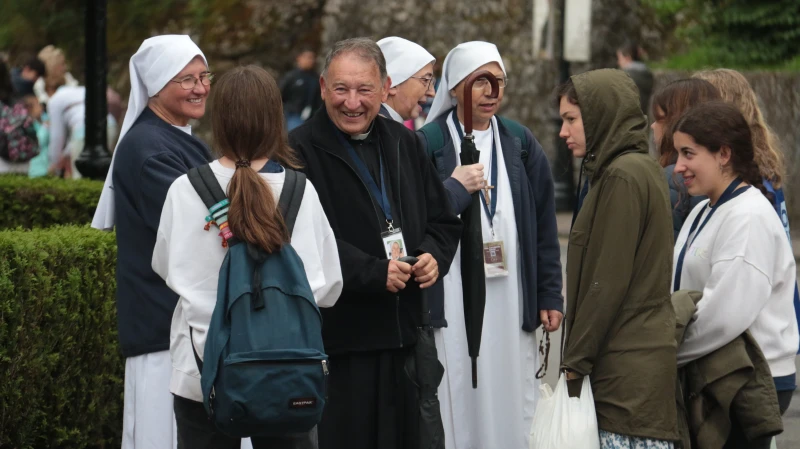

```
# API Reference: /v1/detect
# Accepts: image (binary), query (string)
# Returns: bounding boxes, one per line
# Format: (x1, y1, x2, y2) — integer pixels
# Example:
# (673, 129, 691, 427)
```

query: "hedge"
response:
(0, 175, 104, 230)
(0, 226, 121, 448)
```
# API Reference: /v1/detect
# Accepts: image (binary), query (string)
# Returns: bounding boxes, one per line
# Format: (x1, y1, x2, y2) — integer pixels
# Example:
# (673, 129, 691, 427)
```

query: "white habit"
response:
(434, 113, 539, 449)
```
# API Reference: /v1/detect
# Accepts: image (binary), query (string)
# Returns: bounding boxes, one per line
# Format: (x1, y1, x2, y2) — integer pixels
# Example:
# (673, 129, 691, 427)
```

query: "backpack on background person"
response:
(0, 101, 39, 163)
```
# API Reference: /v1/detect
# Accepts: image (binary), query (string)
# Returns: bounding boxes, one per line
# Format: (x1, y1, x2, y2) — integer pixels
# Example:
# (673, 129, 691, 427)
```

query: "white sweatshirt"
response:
(152, 160, 343, 402)
(673, 187, 798, 377)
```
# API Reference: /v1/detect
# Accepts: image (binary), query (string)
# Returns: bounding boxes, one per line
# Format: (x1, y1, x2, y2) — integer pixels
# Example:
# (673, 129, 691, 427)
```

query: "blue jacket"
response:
(417, 111, 563, 331)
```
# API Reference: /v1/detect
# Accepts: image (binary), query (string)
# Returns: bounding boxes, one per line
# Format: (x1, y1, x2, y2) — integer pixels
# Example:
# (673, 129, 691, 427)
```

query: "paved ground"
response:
(546, 213, 800, 447)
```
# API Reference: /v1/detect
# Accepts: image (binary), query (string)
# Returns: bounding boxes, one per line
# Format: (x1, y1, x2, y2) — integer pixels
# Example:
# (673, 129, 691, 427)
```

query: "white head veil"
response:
(424, 41, 506, 125)
(377, 37, 435, 88)
(91, 35, 207, 230)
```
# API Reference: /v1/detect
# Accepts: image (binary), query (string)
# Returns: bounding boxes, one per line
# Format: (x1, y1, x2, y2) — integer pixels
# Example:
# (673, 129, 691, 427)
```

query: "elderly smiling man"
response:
(288, 37, 461, 449)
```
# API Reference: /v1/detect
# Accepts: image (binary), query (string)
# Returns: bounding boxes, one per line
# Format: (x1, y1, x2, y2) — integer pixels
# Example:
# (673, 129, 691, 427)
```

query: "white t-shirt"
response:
(673, 187, 799, 377)
(152, 160, 343, 401)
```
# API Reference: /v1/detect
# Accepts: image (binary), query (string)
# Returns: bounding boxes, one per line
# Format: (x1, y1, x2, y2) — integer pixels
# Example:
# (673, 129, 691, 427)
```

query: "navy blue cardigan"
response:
(417, 111, 563, 331)
(112, 108, 212, 357)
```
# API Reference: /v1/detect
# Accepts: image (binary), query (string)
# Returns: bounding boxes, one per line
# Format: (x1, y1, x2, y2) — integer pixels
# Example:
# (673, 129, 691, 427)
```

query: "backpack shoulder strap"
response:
(418, 121, 446, 159)
(498, 116, 530, 164)
(188, 164, 227, 209)
(278, 169, 306, 236)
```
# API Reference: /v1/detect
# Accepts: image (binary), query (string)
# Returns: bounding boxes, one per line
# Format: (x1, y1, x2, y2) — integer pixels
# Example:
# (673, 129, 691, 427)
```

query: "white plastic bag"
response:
(529, 375, 600, 449)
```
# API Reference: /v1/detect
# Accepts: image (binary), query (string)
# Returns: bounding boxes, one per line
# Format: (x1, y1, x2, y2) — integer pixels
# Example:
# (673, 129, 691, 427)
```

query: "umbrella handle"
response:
(398, 256, 419, 266)
(398, 256, 432, 327)
(463, 70, 500, 137)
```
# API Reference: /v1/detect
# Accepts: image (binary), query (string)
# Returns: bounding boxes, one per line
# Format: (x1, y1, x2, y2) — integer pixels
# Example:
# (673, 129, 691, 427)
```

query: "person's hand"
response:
(540, 309, 563, 332)
(565, 370, 584, 398)
(48, 155, 71, 178)
(412, 253, 439, 289)
(386, 259, 413, 293)
(451, 163, 485, 194)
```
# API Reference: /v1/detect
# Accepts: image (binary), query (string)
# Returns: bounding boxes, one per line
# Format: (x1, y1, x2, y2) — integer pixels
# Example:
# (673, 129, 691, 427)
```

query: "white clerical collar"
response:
(381, 103, 404, 123)
(172, 124, 192, 135)
(348, 121, 375, 140)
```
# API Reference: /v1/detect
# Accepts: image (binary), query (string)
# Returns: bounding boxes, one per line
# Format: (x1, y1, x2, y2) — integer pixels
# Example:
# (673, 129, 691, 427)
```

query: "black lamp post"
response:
(75, 0, 112, 180)
(551, 0, 575, 212)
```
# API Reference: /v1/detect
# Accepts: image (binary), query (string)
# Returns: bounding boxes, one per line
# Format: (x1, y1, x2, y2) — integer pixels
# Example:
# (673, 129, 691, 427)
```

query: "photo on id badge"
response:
(483, 241, 508, 277)
(383, 230, 407, 261)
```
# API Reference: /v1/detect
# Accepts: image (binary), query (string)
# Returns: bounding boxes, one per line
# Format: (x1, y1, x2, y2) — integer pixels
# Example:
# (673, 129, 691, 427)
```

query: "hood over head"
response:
(571, 69, 648, 180)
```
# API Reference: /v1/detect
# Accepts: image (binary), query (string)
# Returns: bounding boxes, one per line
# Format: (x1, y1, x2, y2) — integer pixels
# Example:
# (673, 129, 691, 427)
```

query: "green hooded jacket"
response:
(561, 69, 678, 441)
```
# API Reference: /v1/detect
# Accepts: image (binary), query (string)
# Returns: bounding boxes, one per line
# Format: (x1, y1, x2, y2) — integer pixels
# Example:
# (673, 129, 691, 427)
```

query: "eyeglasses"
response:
(409, 76, 436, 90)
(472, 76, 509, 90)
(170, 73, 214, 90)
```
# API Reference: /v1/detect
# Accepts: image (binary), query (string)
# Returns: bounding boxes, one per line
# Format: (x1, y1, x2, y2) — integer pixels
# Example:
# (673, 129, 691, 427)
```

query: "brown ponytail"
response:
(210, 65, 301, 253)
(673, 101, 769, 199)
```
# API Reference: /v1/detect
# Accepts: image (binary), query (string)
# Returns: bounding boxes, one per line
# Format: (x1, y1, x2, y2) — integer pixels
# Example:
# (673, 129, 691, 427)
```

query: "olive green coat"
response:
(561, 69, 678, 441)
(673, 290, 783, 449)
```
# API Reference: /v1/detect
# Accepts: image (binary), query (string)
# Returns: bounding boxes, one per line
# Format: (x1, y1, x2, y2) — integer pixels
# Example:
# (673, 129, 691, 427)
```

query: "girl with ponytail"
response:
(672, 101, 798, 448)
(152, 65, 342, 448)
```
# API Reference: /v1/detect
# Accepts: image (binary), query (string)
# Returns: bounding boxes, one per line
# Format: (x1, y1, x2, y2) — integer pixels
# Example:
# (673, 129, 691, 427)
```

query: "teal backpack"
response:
(187, 164, 328, 438)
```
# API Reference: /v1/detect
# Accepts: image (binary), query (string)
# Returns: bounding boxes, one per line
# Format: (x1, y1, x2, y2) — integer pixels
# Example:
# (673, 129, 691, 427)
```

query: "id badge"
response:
(382, 228, 407, 261)
(483, 241, 509, 277)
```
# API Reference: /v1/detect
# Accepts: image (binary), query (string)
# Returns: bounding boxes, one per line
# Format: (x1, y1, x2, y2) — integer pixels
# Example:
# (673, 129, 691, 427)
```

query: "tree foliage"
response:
(0, 0, 325, 94)
(643, 0, 800, 69)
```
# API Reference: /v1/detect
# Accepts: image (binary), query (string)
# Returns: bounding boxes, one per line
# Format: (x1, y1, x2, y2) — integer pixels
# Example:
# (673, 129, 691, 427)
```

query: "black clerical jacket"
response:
(289, 107, 461, 354)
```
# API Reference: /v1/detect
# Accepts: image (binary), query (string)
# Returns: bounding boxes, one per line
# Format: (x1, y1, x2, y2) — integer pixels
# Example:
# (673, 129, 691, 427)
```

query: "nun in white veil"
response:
(92, 35, 253, 449)
(418, 41, 564, 449)
(377, 37, 436, 123)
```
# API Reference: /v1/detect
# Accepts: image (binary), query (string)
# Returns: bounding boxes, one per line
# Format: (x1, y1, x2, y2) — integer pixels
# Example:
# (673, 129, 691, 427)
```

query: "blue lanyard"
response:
(673, 178, 749, 291)
(451, 109, 498, 223)
(335, 131, 393, 224)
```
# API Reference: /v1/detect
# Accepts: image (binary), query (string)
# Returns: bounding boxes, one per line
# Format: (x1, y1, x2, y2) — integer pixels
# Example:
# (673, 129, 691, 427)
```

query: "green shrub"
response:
(0, 226, 121, 448)
(0, 176, 104, 230)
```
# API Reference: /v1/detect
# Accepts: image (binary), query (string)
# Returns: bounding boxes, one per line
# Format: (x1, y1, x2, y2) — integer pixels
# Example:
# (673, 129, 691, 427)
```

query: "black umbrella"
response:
(460, 71, 500, 388)
(401, 256, 445, 449)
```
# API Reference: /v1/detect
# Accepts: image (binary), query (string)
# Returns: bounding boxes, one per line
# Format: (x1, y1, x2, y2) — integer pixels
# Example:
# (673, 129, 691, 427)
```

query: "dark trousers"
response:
(318, 347, 419, 449)
(173, 395, 318, 449)
(723, 389, 793, 449)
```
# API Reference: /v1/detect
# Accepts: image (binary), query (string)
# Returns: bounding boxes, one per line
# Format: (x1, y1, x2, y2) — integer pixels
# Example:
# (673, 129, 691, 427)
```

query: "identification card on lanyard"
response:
(483, 241, 508, 277)
(382, 228, 407, 261)
(453, 111, 509, 278)
(337, 131, 406, 261)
